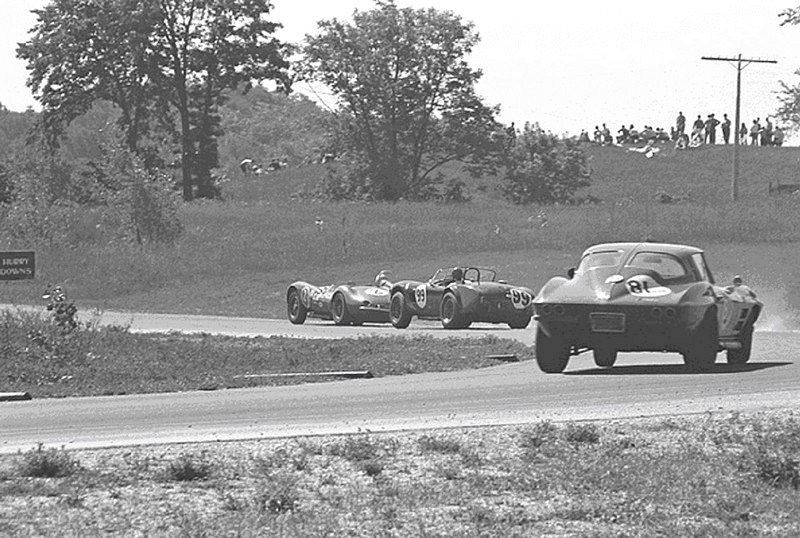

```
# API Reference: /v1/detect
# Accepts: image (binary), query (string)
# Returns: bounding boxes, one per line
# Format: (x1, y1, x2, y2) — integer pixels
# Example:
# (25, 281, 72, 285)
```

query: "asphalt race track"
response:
(1, 308, 799, 454)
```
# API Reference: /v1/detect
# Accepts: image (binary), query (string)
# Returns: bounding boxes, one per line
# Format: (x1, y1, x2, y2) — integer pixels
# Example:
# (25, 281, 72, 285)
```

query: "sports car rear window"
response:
(576, 250, 624, 273)
(626, 252, 687, 280)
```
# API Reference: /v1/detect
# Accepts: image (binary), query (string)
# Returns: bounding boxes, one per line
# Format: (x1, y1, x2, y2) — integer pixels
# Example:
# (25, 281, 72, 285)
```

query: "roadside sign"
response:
(0, 251, 35, 280)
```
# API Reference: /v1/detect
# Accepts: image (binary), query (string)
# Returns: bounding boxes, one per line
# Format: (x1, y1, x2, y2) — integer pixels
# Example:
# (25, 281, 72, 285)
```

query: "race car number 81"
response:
(511, 289, 532, 309)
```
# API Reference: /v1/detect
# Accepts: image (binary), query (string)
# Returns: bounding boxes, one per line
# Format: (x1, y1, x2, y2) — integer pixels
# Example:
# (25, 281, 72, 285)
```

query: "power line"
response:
(701, 55, 777, 201)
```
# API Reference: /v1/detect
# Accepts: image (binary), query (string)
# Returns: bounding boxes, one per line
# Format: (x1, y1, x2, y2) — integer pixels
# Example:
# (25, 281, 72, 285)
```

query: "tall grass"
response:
(1, 145, 798, 317)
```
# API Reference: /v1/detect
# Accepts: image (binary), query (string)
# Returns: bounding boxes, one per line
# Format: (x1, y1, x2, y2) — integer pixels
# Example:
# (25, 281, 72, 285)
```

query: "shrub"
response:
(17, 444, 79, 478)
(418, 434, 463, 454)
(167, 453, 212, 481)
(565, 423, 601, 445)
(753, 449, 800, 489)
(503, 122, 590, 205)
(519, 421, 560, 450)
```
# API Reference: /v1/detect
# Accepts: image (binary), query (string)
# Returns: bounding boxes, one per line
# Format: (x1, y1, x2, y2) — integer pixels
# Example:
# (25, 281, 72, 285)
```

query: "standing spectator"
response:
(693, 115, 705, 132)
(721, 113, 731, 144)
(739, 122, 748, 144)
(601, 123, 612, 145)
(761, 117, 773, 146)
(773, 125, 785, 146)
(676, 111, 686, 136)
(617, 124, 629, 144)
(704, 114, 720, 144)
(593, 125, 602, 144)
(750, 119, 761, 145)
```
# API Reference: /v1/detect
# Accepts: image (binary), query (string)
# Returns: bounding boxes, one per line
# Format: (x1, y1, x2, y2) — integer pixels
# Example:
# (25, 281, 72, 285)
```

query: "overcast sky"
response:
(4, 1, 800, 142)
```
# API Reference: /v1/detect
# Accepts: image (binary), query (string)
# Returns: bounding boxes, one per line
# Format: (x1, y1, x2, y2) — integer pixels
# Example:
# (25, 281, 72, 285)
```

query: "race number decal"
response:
(300, 287, 311, 308)
(413, 284, 427, 308)
(625, 275, 671, 297)
(510, 288, 533, 309)
(366, 287, 388, 296)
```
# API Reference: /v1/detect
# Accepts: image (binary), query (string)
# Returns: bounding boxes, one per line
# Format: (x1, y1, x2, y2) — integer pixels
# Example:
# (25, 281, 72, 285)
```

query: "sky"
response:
(4, 1, 800, 142)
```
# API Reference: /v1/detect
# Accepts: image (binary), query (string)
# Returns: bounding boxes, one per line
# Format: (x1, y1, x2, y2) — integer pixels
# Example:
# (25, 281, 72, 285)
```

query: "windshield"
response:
(626, 252, 688, 280)
(576, 250, 624, 274)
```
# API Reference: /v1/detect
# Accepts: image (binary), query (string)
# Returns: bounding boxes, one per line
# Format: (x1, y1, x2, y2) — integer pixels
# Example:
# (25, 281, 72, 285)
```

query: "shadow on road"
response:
(564, 361, 792, 376)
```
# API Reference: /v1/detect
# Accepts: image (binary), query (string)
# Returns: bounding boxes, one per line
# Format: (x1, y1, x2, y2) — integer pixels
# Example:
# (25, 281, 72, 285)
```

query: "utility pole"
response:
(701, 54, 776, 201)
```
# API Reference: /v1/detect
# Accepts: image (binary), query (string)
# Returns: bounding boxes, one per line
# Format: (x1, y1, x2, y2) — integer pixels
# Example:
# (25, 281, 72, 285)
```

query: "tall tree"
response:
(18, 0, 289, 201)
(776, 8, 800, 130)
(299, 0, 500, 201)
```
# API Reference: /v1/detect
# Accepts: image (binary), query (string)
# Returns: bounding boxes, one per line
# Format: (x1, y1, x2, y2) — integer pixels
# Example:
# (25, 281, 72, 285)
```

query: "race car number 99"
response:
(414, 284, 427, 308)
(511, 289, 532, 309)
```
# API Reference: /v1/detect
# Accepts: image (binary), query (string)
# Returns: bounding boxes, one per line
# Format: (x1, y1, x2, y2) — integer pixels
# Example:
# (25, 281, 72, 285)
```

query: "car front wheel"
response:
(287, 289, 307, 325)
(390, 292, 412, 328)
(331, 292, 352, 326)
(535, 324, 570, 373)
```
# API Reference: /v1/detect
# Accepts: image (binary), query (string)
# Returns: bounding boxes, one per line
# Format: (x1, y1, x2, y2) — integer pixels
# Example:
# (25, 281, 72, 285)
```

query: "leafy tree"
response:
(299, 0, 501, 201)
(18, 0, 289, 201)
(776, 8, 800, 130)
(502, 122, 591, 205)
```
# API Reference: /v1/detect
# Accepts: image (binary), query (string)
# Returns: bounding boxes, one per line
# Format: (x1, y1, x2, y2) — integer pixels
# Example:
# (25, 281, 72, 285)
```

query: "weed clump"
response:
(17, 444, 79, 478)
(166, 453, 212, 482)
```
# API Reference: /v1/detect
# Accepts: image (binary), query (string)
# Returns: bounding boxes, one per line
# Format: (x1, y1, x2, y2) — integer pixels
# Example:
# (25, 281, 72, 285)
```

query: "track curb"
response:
(0, 392, 32, 402)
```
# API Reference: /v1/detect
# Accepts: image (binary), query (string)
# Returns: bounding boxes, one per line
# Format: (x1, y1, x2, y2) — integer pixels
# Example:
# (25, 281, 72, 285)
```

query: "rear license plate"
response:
(590, 313, 625, 333)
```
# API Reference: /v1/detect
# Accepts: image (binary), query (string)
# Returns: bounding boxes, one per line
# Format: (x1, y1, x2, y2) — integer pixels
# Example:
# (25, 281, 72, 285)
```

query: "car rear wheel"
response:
(593, 347, 618, 368)
(331, 292, 352, 326)
(287, 289, 307, 325)
(508, 314, 532, 329)
(726, 323, 753, 365)
(441, 293, 469, 329)
(390, 292, 412, 329)
(682, 310, 718, 372)
(535, 324, 570, 373)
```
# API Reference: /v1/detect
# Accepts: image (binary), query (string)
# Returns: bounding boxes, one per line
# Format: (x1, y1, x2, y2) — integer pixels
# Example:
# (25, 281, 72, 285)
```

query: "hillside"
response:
(582, 142, 800, 204)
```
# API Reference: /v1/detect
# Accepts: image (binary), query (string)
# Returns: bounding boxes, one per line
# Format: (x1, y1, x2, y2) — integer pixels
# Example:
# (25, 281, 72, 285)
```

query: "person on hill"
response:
(750, 119, 761, 145)
(628, 125, 640, 143)
(693, 115, 705, 132)
(704, 114, 720, 144)
(739, 122, 748, 144)
(761, 117, 773, 146)
(676, 111, 686, 136)
(721, 113, 731, 144)
(773, 125, 785, 146)
(617, 124, 629, 144)
(640, 125, 656, 141)
(601, 123, 612, 145)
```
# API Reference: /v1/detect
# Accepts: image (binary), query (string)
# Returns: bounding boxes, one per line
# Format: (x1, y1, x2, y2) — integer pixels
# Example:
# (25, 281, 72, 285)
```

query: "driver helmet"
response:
(374, 270, 392, 287)
(451, 267, 464, 282)
(733, 275, 743, 285)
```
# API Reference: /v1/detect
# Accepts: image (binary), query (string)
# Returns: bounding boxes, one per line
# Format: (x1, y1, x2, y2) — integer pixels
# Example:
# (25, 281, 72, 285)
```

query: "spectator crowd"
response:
(580, 111, 786, 149)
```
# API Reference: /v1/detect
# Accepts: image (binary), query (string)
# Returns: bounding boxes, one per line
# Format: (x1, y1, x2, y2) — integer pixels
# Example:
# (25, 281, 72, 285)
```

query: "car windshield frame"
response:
(575, 250, 625, 275)
(430, 267, 496, 285)
(690, 252, 715, 284)
(624, 251, 692, 282)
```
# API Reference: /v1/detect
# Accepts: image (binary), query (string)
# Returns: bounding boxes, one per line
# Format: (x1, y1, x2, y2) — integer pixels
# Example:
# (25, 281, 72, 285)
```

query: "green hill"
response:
(583, 142, 800, 204)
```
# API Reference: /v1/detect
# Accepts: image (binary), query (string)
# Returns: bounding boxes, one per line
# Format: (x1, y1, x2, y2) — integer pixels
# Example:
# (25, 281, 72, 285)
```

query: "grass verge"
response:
(0, 309, 532, 398)
(1, 410, 799, 536)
